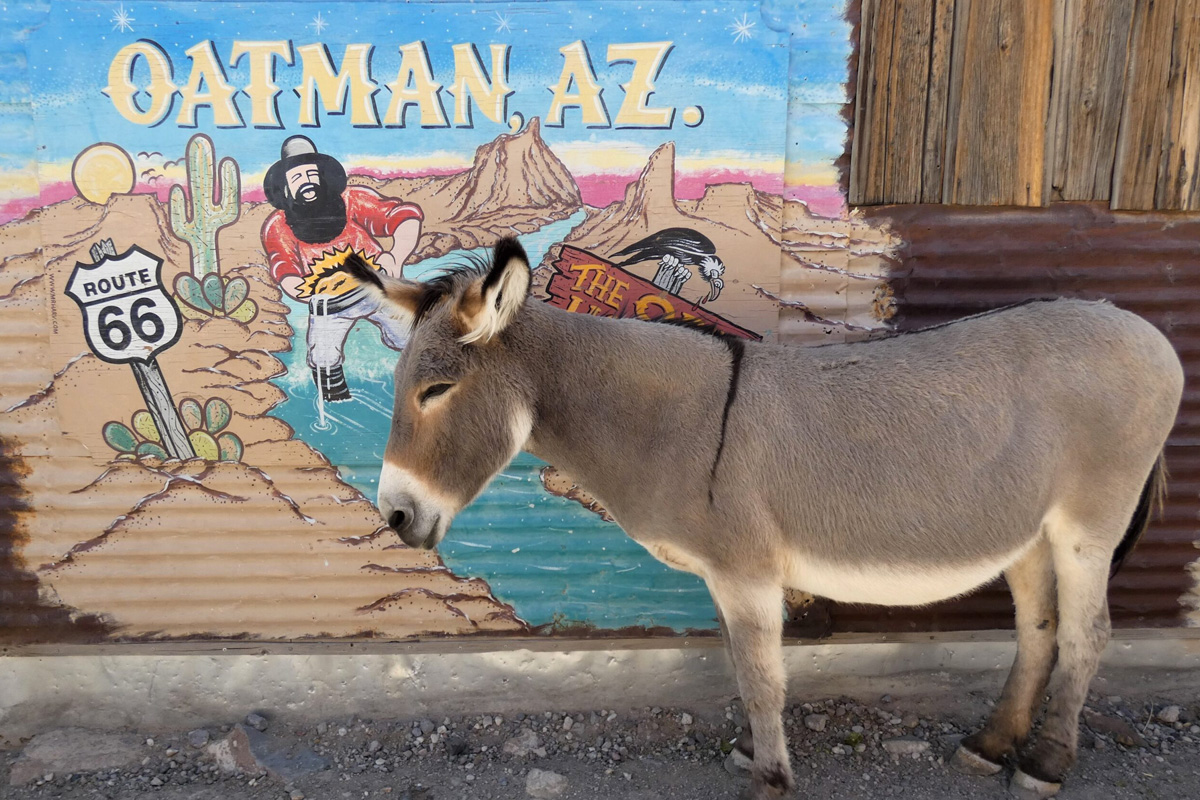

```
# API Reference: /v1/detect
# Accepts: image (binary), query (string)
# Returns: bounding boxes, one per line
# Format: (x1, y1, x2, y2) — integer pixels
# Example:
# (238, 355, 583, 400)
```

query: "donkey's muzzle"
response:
(378, 463, 450, 550)
(384, 500, 435, 549)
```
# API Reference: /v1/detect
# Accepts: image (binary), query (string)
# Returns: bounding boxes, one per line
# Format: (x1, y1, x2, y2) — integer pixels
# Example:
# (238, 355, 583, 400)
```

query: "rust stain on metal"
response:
(829, 201, 1200, 632)
(0, 437, 114, 643)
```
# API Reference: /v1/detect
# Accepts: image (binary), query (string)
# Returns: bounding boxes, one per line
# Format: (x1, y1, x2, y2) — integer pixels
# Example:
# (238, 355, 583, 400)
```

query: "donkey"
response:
(340, 237, 1182, 800)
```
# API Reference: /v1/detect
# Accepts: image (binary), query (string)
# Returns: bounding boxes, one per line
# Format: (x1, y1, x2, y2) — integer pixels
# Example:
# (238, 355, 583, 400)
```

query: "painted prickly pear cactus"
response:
(173, 272, 258, 322)
(168, 133, 240, 278)
(102, 397, 243, 463)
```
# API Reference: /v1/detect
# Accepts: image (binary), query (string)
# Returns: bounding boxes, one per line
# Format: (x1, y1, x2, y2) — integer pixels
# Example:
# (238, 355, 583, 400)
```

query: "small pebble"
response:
(805, 714, 828, 733)
(882, 736, 930, 756)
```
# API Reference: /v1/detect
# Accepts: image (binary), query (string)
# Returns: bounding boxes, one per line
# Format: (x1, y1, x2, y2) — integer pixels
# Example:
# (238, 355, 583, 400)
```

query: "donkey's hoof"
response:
(1009, 768, 1062, 800)
(952, 744, 1004, 777)
(738, 779, 791, 800)
(723, 749, 753, 777)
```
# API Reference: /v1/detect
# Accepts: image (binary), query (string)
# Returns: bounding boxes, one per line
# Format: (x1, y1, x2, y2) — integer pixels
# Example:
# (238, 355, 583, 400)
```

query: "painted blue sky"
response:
(4, 0, 851, 211)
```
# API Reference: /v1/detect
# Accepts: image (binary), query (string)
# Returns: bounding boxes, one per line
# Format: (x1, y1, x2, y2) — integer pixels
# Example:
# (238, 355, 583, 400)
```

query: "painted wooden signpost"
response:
(547, 245, 762, 340)
(65, 238, 194, 459)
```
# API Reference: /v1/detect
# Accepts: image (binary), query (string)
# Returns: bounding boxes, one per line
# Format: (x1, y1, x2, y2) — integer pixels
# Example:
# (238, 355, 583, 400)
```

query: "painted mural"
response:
(0, 0, 898, 642)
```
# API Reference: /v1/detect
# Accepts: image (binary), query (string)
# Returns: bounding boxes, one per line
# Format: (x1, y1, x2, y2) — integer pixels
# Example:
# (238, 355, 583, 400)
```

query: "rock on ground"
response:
(526, 767, 569, 798)
(8, 729, 145, 786)
(882, 736, 931, 757)
(503, 729, 545, 758)
(805, 713, 829, 732)
(206, 724, 329, 783)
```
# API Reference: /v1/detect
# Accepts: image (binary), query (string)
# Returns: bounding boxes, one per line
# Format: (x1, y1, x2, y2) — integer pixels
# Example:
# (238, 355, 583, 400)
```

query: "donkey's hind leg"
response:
(708, 577, 792, 800)
(1012, 524, 1114, 799)
(956, 538, 1058, 775)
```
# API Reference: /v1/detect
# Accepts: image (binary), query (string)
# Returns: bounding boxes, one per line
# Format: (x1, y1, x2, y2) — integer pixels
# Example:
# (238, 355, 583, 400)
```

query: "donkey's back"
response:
(719, 298, 1181, 602)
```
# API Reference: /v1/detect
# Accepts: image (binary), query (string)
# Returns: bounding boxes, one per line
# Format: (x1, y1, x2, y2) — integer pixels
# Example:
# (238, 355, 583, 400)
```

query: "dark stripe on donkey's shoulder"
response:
(641, 316, 748, 504)
(710, 336, 745, 504)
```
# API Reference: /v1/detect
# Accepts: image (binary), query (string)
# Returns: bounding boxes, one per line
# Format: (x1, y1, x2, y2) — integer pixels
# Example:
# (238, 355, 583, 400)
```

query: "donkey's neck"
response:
(510, 302, 736, 532)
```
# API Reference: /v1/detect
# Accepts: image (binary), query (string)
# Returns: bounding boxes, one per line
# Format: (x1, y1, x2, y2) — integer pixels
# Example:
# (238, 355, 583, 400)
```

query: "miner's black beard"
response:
(284, 187, 348, 244)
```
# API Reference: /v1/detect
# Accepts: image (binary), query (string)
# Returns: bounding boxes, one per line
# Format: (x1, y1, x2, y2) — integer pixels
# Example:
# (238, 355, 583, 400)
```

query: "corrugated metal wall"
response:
(817, 202, 1200, 632)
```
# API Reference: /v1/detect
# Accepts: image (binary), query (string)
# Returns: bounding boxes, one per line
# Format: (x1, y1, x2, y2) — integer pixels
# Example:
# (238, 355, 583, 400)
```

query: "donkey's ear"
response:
(455, 237, 531, 345)
(341, 251, 422, 319)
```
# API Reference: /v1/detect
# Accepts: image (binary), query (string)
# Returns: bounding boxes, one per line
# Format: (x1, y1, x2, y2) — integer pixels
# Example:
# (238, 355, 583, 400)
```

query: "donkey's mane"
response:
(821, 298, 1070, 348)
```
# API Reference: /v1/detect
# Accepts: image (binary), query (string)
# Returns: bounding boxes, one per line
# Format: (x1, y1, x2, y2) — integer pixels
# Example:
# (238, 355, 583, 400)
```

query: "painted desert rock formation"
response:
(347, 116, 583, 263)
(541, 142, 898, 342)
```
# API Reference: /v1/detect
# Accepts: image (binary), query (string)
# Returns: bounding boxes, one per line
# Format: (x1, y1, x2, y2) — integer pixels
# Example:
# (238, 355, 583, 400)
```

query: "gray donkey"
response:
(340, 237, 1182, 800)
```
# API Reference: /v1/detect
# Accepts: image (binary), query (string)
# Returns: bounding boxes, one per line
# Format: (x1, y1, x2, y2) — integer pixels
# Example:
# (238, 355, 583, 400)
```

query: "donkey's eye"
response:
(419, 383, 454, 405)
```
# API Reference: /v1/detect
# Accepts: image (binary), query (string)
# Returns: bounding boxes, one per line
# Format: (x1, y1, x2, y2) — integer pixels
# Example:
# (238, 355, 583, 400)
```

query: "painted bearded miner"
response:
(261, 136, 423, 402)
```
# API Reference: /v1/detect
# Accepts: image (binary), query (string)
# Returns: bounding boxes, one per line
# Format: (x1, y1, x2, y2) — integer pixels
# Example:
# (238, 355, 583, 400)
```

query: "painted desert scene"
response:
(0, 0, 901, 641)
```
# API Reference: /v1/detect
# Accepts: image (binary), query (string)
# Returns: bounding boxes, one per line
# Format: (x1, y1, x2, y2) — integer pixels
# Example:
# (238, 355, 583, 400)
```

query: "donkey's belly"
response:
(785, 540, 1036, 607)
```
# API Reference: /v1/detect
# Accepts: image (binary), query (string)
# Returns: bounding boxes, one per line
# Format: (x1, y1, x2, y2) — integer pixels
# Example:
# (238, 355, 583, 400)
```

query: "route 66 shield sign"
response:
(64, 245, 182, 363)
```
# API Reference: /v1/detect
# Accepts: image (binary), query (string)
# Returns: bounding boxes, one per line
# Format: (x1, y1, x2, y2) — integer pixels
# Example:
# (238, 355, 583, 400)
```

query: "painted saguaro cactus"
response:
(168, 134, 240, 278)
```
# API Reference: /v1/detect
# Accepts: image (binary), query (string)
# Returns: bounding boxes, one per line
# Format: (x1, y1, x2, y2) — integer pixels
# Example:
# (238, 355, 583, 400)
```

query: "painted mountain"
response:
(539, 140, 898, 342)
(347, 117, 583, 262)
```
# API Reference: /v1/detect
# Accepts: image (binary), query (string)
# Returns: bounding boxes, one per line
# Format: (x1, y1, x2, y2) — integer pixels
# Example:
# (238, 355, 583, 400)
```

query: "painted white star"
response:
(311, 12, 328, 36)
(728, 12, 756, 44)
(110, 3, 134, 33)
(493, 11, 513, 34)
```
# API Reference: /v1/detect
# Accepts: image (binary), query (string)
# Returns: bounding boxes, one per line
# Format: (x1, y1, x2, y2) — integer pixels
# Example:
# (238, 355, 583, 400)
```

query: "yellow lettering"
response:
(605, 279, 630, 310)
(607, 42, 675, 127)
(103, 40, 177, 126)
(565, 296, 587, 313)
(384, 42, 448, 127)
(230, 41, 293, 128)
(450, 44, 512, 126)
(635, 294, 674, 320)
(176, 40, 241, 127)
(583, 267, 610, 297)
(568, 264, 606, 292)
(546, 41, 609, 127)
(295, 43, 380, 126)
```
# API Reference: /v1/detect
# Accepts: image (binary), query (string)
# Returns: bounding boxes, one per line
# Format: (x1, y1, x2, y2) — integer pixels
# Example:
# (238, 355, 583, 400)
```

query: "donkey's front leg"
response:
(709, 577, 793, 799)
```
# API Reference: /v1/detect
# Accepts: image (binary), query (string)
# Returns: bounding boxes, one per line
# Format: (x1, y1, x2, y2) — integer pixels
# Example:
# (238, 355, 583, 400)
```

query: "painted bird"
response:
(609, 227, 727, 303)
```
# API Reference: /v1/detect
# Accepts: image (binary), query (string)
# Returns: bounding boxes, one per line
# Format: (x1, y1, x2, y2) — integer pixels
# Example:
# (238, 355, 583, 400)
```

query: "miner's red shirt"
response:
(262, 186, 424, 283)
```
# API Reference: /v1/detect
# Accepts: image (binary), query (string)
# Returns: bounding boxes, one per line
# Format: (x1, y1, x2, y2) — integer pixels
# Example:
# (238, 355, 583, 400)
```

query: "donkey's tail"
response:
(1110, 452, 1168, 577)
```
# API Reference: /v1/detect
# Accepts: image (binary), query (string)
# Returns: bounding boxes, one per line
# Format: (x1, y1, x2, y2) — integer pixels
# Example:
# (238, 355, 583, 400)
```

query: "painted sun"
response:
(71, 143, 135, 205)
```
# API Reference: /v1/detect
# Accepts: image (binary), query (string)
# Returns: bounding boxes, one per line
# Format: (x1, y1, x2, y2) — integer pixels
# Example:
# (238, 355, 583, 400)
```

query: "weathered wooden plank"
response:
(940, 0, 971, 201)
(1112, 0, 1181, 210)
(883, 0, 935, 203)
(1157, 2, 1200, 210)
(851, 0, 938, 204)
(943, 0, 1054, 205)
(1045, 0, 1136, 202)
(920, 0, 957, 203)
(850, 0, 898, 204)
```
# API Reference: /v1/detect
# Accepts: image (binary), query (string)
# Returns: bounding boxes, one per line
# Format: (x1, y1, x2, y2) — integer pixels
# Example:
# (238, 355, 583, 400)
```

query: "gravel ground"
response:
(3, 689, 1198, 800)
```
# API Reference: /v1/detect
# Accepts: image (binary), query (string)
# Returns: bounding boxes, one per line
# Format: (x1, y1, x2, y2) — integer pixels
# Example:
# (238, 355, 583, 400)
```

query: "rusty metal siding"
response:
(819, 202, 1200, 632)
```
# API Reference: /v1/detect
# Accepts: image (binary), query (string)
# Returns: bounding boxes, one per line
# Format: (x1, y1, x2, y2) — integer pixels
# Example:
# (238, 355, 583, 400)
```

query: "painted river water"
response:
(268, 213, 718, 630)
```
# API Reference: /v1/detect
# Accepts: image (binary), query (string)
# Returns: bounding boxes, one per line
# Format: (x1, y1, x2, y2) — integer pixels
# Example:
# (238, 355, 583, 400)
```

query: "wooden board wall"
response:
(850, 0, 1200, 210)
